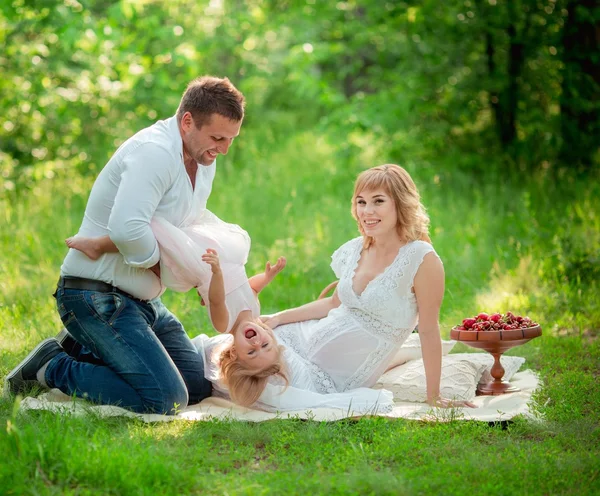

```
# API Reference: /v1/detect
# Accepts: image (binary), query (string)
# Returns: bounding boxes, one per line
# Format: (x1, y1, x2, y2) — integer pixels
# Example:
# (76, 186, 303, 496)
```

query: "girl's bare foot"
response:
(264, 256, 287, 283)
(65, 236, 103, 261)
(248, 257, 287, 295)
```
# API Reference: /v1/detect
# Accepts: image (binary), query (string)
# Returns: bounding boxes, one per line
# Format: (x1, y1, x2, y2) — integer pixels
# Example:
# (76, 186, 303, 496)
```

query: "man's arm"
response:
(108, 143, 174, 269)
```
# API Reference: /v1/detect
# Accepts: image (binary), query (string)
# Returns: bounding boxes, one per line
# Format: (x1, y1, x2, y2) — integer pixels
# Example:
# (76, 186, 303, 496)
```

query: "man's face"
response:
(180, 112, 242, 166)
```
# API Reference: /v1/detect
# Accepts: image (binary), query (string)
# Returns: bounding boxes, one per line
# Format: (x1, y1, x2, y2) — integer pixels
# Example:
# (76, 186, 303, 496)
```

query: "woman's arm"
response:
(202, 250, 229, 333)
(414, 252, 476, 408)
(262, 290, 341, 329)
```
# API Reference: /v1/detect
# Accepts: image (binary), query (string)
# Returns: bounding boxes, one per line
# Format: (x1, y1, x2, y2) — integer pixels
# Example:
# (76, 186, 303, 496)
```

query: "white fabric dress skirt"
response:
(151, 211, 259, 332)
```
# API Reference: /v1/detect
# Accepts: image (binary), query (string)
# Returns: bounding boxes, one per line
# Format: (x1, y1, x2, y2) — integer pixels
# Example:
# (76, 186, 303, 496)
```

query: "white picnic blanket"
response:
(18, 370, 540, 423)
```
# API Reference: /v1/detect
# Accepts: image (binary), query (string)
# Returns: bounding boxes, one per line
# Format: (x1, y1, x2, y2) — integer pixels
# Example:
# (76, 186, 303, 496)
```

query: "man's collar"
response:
(167, 115, 184, 159)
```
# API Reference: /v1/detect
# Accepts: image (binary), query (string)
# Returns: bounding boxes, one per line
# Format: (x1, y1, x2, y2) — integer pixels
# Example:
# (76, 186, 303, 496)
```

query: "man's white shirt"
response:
(61, 116, 216, 300)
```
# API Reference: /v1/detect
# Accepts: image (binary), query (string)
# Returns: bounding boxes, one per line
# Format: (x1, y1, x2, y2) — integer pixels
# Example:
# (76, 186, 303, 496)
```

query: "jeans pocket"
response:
(58, 302, 100, 357)
(58, 302, 77, 327)
(90, 292, 125, 325)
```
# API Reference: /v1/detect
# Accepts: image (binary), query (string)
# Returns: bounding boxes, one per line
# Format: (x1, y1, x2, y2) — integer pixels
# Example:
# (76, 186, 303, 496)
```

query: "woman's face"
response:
(231, 320, 278, 371)
(355, 189, 398, 238)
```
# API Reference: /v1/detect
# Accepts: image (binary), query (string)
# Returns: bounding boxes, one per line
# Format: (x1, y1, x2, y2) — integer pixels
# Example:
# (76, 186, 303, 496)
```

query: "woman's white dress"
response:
(193, 237, 438, 413)
(151, 211, 259, 332)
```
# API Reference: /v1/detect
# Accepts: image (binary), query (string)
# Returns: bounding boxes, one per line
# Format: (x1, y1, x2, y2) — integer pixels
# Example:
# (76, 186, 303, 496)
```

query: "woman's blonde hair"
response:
(351, 164, 431, 248)
(218, 320, 288, 407)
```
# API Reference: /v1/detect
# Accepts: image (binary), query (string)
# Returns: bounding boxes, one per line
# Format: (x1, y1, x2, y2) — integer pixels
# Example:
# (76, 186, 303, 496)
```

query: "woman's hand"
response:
(428, 397, 477, 409)
(260, 314, 281, 329)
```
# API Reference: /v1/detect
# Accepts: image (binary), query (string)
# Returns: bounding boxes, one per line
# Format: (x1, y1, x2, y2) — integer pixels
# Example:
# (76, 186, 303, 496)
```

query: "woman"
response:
(195, 164, 476, 411)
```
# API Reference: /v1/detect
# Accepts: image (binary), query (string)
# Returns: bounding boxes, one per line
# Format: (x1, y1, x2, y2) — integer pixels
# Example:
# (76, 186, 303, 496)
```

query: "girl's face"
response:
(231, 320, 278, 371)
(355, 189, 398, 238)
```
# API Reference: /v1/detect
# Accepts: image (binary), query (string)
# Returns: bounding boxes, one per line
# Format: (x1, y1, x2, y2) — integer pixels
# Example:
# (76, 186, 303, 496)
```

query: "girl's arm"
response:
(414, 252, 476, 408)
(202, 250, 229, 334)
(261, 290, 341, 329)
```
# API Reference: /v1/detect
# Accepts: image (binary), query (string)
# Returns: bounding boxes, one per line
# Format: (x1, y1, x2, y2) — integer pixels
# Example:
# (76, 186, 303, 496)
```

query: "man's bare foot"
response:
(65, 236, 103, 261)
(264, 256, 286, 284)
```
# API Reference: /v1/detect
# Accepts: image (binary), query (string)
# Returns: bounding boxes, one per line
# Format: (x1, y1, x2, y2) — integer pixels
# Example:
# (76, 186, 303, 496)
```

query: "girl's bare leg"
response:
(65, 235, 117, 261)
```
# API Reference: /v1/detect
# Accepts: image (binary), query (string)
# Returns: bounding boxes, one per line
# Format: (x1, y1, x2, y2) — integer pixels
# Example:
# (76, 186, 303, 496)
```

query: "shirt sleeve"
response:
(107, 143, 175, 268)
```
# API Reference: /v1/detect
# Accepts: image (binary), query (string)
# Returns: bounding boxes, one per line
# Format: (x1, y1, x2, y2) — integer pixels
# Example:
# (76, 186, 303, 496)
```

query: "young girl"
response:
(66, 210, 289, 405)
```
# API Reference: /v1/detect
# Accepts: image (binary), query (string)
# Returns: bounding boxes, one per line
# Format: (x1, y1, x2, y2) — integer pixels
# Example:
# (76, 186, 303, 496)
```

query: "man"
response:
(5, 76, 245, 415)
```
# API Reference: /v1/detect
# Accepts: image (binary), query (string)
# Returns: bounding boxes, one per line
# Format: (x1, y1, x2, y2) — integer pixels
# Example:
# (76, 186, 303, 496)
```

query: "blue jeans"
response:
(47, 287, 212, 415)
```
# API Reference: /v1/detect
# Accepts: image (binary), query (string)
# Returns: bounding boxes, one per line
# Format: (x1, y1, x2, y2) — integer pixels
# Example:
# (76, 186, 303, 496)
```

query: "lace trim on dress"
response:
(406, 242, 437, 291)
(337, 241, 435, 338)
(347, 240, 435, 299)
(304, 359, 338, 394)
(330, 237, 362, 279)
(376, 402, 394, 414)
(349, 309, 414, 345)
(305, 313, 357, 357)
(344, 347, 391, 391)
(277, 325, 338, 394)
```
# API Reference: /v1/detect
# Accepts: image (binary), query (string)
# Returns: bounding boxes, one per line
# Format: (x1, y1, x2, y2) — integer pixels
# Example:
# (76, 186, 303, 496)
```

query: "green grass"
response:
(1, 126, 599, 495)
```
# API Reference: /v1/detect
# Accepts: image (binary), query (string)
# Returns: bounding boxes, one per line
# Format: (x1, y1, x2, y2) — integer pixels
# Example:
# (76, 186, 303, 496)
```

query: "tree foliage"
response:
(0, 0, 597, 193)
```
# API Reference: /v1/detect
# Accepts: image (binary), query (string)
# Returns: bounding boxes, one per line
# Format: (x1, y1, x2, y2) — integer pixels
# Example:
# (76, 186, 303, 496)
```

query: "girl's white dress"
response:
(151, 211, 259, 332)
(193, 237, 438, 414)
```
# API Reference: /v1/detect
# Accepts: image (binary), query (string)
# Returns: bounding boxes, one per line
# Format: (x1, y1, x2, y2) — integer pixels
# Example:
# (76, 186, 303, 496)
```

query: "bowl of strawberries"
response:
(451, 312, 542, 395)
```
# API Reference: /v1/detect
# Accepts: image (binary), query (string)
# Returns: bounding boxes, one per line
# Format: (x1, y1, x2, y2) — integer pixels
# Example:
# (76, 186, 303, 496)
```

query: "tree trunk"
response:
(560, 0, 600, 170)
(504, 22, 524, 145)
(485, 7, 525, 148)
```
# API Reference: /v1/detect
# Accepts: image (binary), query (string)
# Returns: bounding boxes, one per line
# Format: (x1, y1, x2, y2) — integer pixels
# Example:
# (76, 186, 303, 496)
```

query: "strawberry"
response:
(477, 312, 490, 321)
(490, 313, 502, 323)
(462, 318, 477, 329)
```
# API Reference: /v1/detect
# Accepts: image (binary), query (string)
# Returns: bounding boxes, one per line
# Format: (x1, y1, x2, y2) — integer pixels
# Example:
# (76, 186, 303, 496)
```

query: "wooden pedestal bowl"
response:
(450, 325, 542, 395)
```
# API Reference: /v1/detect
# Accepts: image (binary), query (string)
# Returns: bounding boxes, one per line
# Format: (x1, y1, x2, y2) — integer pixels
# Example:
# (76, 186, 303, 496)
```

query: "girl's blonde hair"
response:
(218, 320, 288, 407)
(351, 164, 431, 248)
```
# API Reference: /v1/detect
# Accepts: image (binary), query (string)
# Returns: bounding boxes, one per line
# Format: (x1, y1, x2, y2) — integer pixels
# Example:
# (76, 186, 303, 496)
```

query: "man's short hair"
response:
(176, 76, 245, 129)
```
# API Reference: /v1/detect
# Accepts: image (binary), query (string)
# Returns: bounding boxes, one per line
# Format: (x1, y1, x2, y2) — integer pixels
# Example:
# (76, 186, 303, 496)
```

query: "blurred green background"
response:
(1, 0, 598, 338)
